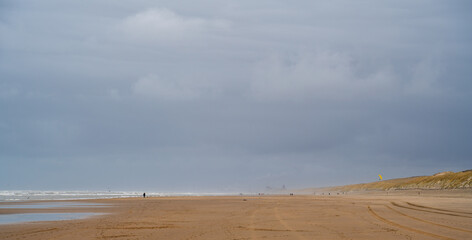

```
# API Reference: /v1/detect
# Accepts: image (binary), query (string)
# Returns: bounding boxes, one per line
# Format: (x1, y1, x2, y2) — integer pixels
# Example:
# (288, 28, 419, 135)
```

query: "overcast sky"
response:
(1, 0, 471, 192)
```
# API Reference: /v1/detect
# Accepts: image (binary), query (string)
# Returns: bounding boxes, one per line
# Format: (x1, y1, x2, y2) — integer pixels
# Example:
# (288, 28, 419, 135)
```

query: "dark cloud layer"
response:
(1, 0, 471, 192)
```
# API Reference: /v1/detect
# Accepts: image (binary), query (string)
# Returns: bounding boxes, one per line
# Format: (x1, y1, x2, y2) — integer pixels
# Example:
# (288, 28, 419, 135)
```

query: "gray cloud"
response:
(1, 0, 471, 191)
(120, 8, 230, 42)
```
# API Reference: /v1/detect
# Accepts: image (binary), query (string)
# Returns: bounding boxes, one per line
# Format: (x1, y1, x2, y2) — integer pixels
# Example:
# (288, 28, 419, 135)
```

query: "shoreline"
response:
(0, 190, 246, 202)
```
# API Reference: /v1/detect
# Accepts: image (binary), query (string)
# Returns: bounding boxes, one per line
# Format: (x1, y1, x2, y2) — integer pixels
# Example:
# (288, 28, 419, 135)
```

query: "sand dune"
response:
(317, 170, 472, 192)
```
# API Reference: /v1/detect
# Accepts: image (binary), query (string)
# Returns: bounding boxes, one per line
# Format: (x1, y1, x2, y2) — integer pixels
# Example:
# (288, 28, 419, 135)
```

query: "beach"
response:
(1, 192, 472, 240)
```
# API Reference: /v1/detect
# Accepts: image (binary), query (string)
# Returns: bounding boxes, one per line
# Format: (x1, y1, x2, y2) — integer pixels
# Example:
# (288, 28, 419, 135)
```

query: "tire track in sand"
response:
(368, 205, 455, 240)
(273, 205, 308, 240)
(249, 207, 259, 240)
(247, 204, 307, 240)
(386, 205, 472, 234)
(406, 202, 472, 215)
(391, 202, 472, 218)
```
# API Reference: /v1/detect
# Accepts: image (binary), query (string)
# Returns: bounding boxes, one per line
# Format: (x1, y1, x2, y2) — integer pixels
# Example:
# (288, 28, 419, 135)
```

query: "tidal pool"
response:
(0, 202, 110, 224)
(0, 212, 103, 225)
(0, 202, 110, 209)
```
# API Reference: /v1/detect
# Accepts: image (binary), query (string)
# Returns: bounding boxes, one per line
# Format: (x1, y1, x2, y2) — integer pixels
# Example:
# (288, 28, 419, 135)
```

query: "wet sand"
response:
(1, 192, 472, 240)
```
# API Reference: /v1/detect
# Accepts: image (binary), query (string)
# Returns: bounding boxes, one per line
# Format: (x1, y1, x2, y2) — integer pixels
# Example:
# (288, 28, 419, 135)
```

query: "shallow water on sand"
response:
(0, 202, 110, 209)
(0, 202, 109, 224)
(0, 213, 102, 224)
(0, 212, 103, 225)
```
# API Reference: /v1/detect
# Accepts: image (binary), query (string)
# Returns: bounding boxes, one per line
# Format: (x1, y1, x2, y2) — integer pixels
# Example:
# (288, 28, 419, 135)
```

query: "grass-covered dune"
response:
(329, 170, 472, 191)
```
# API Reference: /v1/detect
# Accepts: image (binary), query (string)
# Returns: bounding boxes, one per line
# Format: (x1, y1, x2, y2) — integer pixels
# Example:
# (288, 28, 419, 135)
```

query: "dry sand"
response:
(1, 192, 472, 240)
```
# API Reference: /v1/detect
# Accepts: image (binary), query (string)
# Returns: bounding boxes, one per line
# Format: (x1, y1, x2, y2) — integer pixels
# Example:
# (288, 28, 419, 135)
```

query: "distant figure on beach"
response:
(143, 192, 146, 198)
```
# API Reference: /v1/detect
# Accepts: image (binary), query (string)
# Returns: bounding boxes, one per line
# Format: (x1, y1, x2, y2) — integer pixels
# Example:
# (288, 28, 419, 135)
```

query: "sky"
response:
(1, 0, 471, 192)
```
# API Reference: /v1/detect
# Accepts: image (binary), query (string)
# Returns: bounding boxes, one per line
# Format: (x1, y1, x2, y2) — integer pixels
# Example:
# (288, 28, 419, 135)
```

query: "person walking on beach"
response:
(143, 192, 146, 198)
